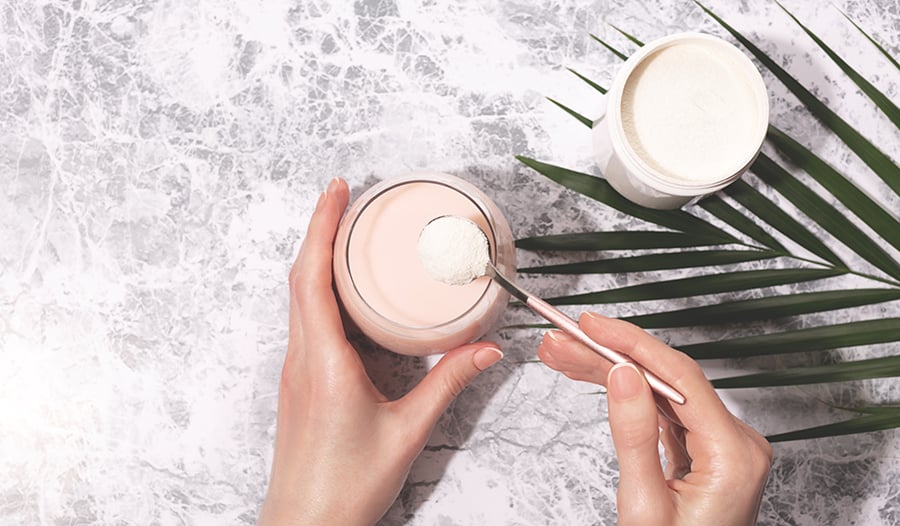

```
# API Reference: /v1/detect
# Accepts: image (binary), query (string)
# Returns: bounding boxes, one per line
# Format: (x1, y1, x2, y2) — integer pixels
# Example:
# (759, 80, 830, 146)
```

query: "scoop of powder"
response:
(417, 216, 490, 286)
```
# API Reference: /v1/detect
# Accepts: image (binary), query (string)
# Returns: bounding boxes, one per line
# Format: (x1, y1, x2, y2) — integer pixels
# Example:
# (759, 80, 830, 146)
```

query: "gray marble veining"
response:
(1, 1, 898, 524)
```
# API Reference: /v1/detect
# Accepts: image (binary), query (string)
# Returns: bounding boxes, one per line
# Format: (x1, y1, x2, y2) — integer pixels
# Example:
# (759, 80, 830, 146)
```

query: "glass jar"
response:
(332, 172, 516, 355)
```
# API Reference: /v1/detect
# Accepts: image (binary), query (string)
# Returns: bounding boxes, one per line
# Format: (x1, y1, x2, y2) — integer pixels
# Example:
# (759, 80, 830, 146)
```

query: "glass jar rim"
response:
(343, 175, 499, 333)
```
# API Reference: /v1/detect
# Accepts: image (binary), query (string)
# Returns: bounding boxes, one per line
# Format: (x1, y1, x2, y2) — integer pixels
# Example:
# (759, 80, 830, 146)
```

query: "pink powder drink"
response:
(332, 172, 515, 355)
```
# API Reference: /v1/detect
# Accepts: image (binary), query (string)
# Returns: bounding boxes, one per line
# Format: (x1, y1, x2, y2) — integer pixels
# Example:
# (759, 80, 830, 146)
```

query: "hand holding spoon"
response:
(417, 216, 685, 406)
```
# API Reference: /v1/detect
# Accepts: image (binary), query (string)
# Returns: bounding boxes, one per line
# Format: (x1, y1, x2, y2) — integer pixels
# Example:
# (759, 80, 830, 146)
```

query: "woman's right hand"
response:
(538, 312, 772, 526)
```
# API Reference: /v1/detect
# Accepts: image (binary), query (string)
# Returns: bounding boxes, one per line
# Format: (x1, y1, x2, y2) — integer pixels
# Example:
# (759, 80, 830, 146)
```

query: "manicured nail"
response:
(608, 363, 644, 402)
(473, 346, 503, 371)
(327, 177, 341, 195)
(583, 311, 604, 322)
(546, 330, 571, 343)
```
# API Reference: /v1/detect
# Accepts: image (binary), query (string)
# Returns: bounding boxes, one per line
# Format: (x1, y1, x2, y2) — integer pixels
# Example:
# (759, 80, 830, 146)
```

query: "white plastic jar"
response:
(592, 32, 769, 209)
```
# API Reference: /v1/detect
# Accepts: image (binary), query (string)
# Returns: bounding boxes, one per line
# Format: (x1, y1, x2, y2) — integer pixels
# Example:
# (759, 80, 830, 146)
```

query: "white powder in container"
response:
(620, 41, 760, 183)
(417, 216, 490, 286)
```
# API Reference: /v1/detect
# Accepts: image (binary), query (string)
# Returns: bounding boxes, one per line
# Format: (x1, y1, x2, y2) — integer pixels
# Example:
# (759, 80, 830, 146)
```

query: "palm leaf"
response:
(766, 125, 900, 253)
(546, 97, 592, 128)
(589, 33, 628, 60)
(724, 180, 844, 267)
(566, 68, 607, 94)
(608, 24, 645, 47)
(712, 355, 900, 388)
(622, 289, 900, 328)
(838, 9, 900, 70)
(698, 196, 786, 251)
(515, 231, 728, 251)
(751, 153, 900, 282)
(679, 318, 900, 359)
(695, 1, 900, 195)
(776, 2, 900, 127)
(519, 249, 778, 274)
(766, 409, 900, 442)
(532, 12, 900, 441)
(515, 157, 736, 241)
(545, 268, 844, 306)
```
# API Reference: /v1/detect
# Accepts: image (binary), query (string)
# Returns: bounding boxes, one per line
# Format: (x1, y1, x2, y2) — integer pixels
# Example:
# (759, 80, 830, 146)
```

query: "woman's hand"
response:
(538, 313, 772, 526)
(258, 178, 504, 526)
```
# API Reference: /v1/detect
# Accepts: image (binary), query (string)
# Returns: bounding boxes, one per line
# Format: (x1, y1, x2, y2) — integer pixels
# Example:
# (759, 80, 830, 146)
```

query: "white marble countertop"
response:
(2, 1, 898, 524)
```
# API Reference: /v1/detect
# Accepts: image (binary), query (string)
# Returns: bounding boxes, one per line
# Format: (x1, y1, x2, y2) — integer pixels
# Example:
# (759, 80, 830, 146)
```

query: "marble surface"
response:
(1, 0, 898, 524)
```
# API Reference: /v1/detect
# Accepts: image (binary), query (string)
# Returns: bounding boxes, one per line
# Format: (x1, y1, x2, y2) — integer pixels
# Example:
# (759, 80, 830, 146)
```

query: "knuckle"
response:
(565, 370, 606, 385)
(615, 420, 660, 451)
(442, 371, 470, 400)
(751, 441, 774, 473)
(727, 439, 773, 484)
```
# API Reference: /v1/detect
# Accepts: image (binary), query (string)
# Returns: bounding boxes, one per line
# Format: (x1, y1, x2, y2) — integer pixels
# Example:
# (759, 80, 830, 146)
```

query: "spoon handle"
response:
(488, 265, 685, 405)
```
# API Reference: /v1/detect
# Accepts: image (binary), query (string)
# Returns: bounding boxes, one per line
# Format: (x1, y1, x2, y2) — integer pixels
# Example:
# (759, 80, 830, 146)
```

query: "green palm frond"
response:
(566, 68, 607, 94)
(515, 4, 900, 441)
(775, 1, 900, 127)
(712, 355, 900, 388)
(837, 8, 900, 70)
(519, 249, 779, 274)
(693, 1, 900, 194)
(765, 407, 900, 443)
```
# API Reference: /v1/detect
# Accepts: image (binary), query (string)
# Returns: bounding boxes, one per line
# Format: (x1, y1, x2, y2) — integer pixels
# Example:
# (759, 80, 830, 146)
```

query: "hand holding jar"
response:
(257, 178, 503, 526)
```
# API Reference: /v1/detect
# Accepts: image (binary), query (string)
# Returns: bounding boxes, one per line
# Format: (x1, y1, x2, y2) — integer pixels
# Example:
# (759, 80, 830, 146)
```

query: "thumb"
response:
(607, 363, 670, 521)
(400, 343, 503, 429)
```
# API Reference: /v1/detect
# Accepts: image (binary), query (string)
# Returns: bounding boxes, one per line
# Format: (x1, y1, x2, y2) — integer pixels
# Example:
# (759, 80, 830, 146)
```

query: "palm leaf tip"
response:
(607, 23, 645, 47)
(589, 33, 629, 61)
(546, 97, 592, 128)
(566, 68, 608, 94)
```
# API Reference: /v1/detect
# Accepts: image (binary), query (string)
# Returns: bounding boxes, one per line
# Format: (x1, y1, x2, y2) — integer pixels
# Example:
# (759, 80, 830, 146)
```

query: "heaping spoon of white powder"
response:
(417, 216, 491, 286)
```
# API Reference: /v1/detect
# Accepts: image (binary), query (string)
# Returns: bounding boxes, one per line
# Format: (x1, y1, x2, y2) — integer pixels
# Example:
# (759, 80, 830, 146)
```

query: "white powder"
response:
(417, 216, 490, 286)
(620, 41, 760, 183)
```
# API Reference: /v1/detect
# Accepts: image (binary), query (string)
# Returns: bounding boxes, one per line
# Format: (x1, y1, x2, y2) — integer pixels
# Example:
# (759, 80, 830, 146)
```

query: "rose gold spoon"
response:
(419, 216, 685, 406)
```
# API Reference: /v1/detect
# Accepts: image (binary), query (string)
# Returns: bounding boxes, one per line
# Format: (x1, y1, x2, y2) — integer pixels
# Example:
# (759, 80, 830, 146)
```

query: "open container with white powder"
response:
(332, 173, 516, 355)
(592, 32, 769, 209)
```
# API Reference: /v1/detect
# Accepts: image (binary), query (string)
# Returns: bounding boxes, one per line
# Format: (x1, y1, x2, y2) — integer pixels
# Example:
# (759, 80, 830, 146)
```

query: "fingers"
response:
(537, 330, 612, 385)
(577, 312, 739, 442)
(398, 343, 503, 434)
(289, 177, 351, 352)
(606, 363, 671, 521)
(659, 417, 691, 480)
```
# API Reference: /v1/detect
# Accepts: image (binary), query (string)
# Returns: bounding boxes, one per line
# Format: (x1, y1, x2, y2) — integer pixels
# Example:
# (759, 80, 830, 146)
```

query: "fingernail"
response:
(546, 330, 570, 343)
(608, 363, 644, 402)
(583, 311, 604, 322)
(473, 346, 503, 371)
(327, 177, 341, 195)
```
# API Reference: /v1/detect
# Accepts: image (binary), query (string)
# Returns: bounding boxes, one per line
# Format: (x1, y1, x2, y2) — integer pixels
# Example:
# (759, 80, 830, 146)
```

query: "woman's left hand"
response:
(258, 177, 504, 526)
